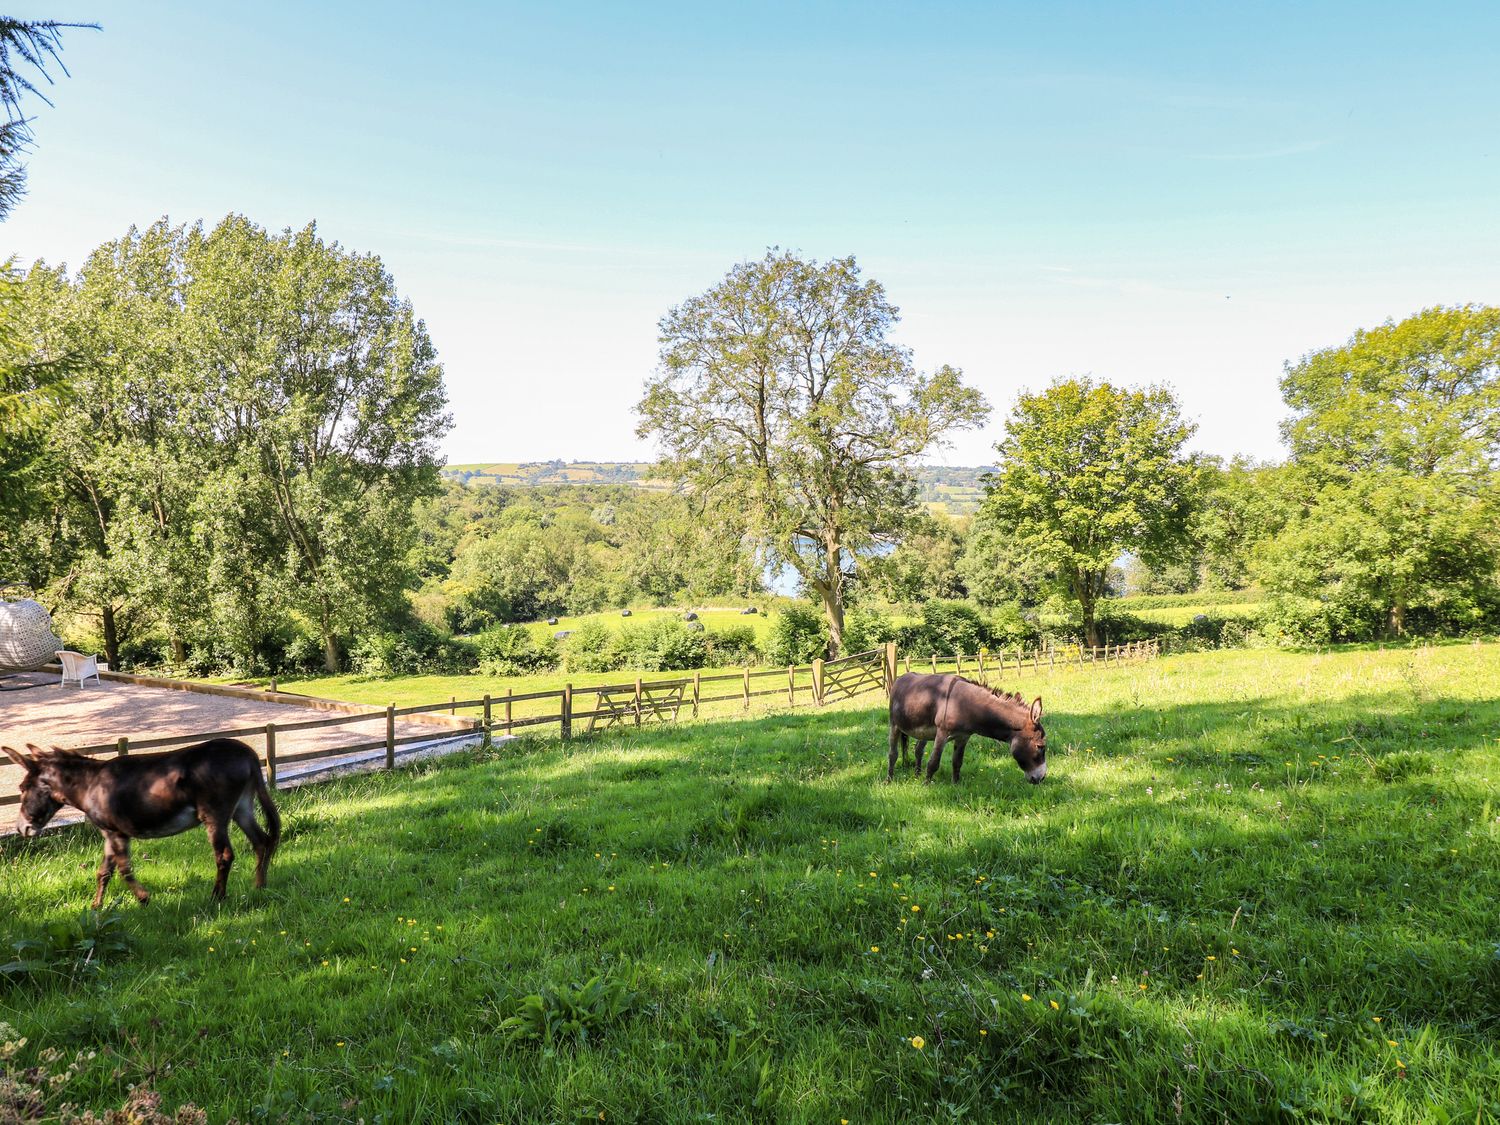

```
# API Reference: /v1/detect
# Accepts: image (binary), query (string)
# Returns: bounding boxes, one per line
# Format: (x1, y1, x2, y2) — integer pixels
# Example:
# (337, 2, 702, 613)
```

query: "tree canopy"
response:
(637, 250, 988, 654)
(976, 378, 1199, 648)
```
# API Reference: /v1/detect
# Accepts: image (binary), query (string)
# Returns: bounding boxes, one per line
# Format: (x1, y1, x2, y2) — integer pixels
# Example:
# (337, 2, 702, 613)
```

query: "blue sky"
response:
(4, 1, 1497, 465)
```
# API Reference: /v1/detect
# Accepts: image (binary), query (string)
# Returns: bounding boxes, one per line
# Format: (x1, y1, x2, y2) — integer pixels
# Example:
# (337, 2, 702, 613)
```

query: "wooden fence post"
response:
(385, 704, 395, 770)
(904, 654, 912, 675)
(1049, 647, 1055, 669)
(504, 688, 513, 732)
(692, 671, 701, 718)
(955, 651, 963, 673)
(812, 658, 825, 706)
(884, 642, 898, 694)
(788, 664, 796, 704)
(561, 684, 573, 740)
(930, 653, 937, 673)
(269, 677, 277, 695)
(743, 667, 751, 710)
(116, 736, 128, 758)
(483, 693, 492, 733)
(977, 649, 986, 676)
(634, 678, 643, 726)
(265, 723, 277, 786)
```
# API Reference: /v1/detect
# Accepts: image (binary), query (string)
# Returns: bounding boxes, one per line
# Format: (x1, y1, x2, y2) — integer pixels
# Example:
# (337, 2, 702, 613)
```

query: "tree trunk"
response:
(322, 633, 340, 674)
(1388, 601, 1407, 637)
(171, 637, 186, 664)
(819, 534, 846, 657)
(101, 604, 120, 670)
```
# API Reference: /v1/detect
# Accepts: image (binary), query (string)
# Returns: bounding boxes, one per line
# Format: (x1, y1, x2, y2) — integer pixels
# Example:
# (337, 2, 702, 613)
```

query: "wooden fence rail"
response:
(1, 640, 1161, 809)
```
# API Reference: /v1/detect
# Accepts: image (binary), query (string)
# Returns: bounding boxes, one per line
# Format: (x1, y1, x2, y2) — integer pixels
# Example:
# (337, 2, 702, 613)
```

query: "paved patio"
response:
(0, 671, 482, 833)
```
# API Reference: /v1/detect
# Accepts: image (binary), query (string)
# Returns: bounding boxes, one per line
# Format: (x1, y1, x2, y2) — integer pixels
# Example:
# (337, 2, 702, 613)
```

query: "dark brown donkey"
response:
(887, 672, 1047, 784)
(3, 738, 281, 906)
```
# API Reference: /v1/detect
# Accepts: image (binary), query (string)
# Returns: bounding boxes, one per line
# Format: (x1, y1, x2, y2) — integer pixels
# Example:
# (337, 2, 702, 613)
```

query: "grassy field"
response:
(4, 644, 1499, 1122)
(1126, 601, 1265, 627)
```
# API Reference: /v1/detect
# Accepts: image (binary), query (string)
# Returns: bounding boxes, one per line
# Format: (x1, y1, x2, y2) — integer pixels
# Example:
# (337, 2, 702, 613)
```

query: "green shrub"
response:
(563, 621, 625, 673)
(619, 617, 709, 672)
(897, 599, 990, 657)
(841, 606, 897, 655)
(986, 602, 1036, 647)
(765, 604, 829, 664)
(705, 624, 759, 666)
(350, 625, 477, 677)
(476, 627, 558, 675)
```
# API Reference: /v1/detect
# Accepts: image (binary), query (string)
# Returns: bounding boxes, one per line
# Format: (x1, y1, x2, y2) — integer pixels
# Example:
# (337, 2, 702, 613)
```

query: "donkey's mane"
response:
(955, 676, 1027, 707)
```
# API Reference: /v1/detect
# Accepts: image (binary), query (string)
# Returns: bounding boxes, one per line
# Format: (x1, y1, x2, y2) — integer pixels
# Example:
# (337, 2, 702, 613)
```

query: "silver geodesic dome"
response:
(0, 583, 61, 671)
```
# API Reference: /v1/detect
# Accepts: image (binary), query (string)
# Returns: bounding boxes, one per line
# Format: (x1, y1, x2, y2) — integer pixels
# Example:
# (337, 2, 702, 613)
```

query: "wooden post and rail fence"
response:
(0, 638, 1160, 810)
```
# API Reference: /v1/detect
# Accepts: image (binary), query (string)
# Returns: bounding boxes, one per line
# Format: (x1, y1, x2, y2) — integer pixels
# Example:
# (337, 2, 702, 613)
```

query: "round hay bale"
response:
(687, 621, 705, 632)
(620, 609, 632, 617)
(546, 617, 559, 626)
(682, 611, 698, 621)
(0, 584, 61, 671)
(554, 630, 573, 641)
(740, 606, 758, 615)
(1192, 614, 1210, 625)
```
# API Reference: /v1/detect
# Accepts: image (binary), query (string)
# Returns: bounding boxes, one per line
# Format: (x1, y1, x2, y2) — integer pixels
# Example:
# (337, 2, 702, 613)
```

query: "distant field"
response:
(8, 643, 1498, 1121)
(442, 462, 994, 514)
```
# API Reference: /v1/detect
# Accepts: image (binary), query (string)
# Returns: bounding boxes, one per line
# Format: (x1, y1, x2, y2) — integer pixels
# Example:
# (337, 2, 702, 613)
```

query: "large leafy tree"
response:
(1265, 305, 1500, 637)
(637, 250, 988, 654)
(184, 216, 451, 671)
(976, 378, 1199, 648)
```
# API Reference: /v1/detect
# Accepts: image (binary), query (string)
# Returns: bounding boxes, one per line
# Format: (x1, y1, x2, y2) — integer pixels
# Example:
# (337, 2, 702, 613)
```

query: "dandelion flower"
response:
(1022, 993, 1032, 1002)
(979, 1029, 987, 1036)
(1049, 1000, 1060, 1010)
(1372, 1016, 1382, 1023)
(1138, 984, 1148, 991)
(910, 1036, 925, 1050)
(1387, 1039, 1397, 1047)
(911, 905, 921, 912)
(870, 945, 880, 953)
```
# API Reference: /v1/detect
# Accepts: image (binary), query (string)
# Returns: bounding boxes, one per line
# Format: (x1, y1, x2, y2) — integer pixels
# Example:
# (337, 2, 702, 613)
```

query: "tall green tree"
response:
(637, 250, 988, 654)
(184, 216, 451, 671)
(1265, 305, 1500, 638)
(976, 378, 1199, 648)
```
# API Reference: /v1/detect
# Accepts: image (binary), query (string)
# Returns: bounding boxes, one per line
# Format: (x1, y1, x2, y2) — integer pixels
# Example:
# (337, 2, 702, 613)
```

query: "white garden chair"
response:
(56, 650, 101, 688)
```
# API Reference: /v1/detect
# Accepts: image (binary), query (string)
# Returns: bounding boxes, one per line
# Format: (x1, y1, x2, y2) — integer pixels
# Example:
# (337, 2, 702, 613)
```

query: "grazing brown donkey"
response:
(3, 738, 281, 906)
(887, 672, 1047, 784)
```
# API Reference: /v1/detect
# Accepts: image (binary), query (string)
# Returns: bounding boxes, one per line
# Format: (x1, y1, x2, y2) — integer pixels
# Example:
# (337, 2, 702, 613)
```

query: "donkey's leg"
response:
(204, 815, 234, 900)
(108, 832, 150, 904)
(233, 792, 272, 888)
(912, 741, 928, 776)
(924, 732, 949, 784)
(887, 725, 901, 783)
(92, 834, 115, 909)
(951, 735, 971, 784)
(900, 732, 910, 767)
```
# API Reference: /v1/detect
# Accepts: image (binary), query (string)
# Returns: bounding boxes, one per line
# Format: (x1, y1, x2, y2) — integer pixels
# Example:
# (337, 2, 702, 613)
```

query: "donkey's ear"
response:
(2, 745, 35, 770)
(1030, 697, 1043, 721)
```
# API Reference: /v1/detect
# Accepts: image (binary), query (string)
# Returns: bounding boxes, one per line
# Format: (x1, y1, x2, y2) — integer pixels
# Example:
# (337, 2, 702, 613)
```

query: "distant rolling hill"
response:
(443, 460, 995, 514)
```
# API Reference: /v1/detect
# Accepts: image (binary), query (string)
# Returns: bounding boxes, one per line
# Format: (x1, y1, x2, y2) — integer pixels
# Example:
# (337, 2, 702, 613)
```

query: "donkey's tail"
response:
(254, 763, 282, 858)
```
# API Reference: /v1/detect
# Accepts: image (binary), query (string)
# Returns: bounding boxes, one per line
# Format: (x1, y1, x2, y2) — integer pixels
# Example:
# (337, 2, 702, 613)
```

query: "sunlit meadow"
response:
(3, 644, 1498, 1122)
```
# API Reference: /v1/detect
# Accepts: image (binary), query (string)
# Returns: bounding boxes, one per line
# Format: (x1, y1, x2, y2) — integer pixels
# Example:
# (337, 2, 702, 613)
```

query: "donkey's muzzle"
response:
(1026, 764, 1047, 784)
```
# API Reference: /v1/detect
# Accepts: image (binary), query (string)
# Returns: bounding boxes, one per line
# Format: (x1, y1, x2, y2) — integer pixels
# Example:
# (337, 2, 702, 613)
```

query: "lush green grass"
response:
(5, 644, 1500, 1122)
(502, 604, 784, 646)
(1126, 601, 1265, 627)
